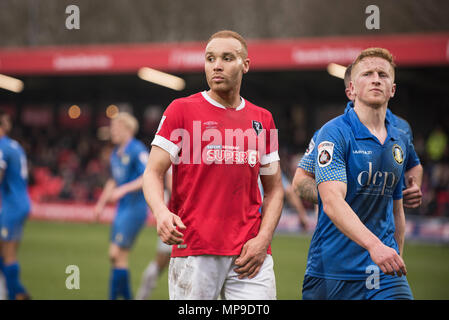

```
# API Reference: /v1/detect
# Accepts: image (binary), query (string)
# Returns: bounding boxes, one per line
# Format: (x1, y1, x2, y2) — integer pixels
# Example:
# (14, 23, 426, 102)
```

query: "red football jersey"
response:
(152, 91, 279, 257)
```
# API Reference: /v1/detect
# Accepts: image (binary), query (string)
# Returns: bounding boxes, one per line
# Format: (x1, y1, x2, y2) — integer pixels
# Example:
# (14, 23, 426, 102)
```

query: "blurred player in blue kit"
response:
(297, 48, 418, 299)
(94, 112, 149, 300)
(0, 110, 31, 300)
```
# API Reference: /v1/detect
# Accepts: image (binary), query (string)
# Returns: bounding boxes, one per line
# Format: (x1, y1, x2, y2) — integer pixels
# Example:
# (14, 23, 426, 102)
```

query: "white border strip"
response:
(151, 135, 180, 159)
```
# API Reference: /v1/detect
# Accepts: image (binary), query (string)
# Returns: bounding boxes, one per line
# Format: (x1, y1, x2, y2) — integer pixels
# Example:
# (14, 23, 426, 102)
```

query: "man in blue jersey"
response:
(94, 112, 149, 300)
(293, 63, 423, 208)
(301, 48, 414, 299)
(0, 111, 31, 300)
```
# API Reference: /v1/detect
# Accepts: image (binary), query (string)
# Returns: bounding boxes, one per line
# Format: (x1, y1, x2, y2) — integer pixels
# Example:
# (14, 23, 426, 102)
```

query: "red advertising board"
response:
(0, 33, 447, 75)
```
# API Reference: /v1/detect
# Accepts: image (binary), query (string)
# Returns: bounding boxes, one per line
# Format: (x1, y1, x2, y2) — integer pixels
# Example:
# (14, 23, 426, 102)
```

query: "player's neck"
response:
(207, 89, 241, 109)
(117, 136, 132, 153)
(353, 100, 388, 143)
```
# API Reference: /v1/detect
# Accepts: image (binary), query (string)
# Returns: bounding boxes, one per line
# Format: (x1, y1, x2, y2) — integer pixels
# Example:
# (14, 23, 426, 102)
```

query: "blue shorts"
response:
(0, 210, 29, 242)
(302, 274, 413, 300)
(110, 207, 147, 249)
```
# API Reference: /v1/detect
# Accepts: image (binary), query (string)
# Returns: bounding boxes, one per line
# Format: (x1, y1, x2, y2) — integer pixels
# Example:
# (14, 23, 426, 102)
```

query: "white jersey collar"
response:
(201, 91, 245, 111)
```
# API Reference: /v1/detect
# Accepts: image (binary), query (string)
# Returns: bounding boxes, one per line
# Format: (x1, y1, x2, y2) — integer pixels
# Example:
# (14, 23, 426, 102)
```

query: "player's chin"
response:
(208, 81, 230, 92)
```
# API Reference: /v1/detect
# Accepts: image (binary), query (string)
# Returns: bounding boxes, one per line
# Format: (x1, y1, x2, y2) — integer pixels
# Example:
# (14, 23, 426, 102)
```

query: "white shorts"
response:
(168, 254, 276, 300)
(157, 237, 172, 254)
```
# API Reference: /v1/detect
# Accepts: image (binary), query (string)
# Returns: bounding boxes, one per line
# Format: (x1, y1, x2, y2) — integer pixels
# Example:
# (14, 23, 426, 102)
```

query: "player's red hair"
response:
(352, 47, 396, 80)
(207, 30, 248, 58)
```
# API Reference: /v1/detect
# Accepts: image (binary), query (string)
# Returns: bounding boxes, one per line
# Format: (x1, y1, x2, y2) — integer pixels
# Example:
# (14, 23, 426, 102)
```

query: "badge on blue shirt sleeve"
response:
(318, 141, 334, 167)
(305, 138, 315, 156)
(139, 151, 149, 165)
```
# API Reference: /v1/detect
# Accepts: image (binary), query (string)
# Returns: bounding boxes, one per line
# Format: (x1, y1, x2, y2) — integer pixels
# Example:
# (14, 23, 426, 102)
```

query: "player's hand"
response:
(403, 176, 422, 208)
(299, 216, 310, 232)
(234, 236, 269, 279)
(368, 242, 407, 277)
(155, 209, 186, 245)
(93, 203, 104, 222)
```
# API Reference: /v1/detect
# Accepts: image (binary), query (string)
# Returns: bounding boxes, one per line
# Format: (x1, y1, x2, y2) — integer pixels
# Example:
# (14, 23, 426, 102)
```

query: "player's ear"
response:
(391, 83, 396, 98)
(349, 80, 356, 97)
(242, 57, 250, 74)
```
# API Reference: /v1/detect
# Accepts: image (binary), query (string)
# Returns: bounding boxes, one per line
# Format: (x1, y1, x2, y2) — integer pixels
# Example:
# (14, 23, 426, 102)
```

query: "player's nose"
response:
(213, 58, 224, 71)
(371, 72, 381, 84)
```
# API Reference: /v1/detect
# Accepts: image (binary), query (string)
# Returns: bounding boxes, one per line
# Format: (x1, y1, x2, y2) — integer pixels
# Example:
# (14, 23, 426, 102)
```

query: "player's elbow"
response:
(292, 168, 309, 196)
(319, 191, 341, 220)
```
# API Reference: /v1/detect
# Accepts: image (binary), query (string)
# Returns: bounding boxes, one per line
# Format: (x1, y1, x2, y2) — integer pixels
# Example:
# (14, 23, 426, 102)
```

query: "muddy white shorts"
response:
(168, 254, 276, 300)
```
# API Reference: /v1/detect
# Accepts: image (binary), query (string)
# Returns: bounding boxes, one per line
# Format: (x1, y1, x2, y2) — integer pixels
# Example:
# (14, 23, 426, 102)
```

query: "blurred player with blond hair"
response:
(94, 112, 149, 300)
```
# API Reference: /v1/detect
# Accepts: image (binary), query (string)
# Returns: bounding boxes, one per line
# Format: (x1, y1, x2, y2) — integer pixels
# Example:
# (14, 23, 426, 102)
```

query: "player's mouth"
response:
(212, 75, 225, 82)
(370, 88, 383, 93)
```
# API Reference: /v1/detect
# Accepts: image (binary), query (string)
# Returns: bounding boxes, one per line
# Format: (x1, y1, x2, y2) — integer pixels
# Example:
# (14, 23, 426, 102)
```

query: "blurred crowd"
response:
(9, 117, 449, 218)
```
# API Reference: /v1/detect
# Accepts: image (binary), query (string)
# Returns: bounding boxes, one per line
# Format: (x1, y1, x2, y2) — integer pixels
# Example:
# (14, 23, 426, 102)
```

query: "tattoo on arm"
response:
(298, 178, 318, 204)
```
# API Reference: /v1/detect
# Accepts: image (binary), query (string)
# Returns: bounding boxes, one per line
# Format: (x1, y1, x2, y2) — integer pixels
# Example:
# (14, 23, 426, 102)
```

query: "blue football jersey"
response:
(305, 107, 409, 280)
(0, 136, 31, 215)
(298, 102, 420, 175)
(298, 129, 319, 174)
(386, 109, 420, 171)
(110, 138, 148, 211)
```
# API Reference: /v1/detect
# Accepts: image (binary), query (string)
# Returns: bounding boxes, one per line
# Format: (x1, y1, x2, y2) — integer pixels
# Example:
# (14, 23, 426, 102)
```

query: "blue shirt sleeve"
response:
(393, 168, 405, 200)
(133, 142, 149, 175)
(405, 139, 420, 171)
(297, 131, 318, 174)
(315, 124, 347, 186)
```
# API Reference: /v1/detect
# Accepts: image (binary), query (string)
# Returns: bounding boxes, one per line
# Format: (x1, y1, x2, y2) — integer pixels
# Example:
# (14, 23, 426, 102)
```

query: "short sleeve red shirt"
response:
(152, 91, 279, 257)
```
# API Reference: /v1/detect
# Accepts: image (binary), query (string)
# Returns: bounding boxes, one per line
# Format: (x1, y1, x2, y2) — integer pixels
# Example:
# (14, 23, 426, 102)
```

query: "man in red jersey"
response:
(143, 30, 284, 300)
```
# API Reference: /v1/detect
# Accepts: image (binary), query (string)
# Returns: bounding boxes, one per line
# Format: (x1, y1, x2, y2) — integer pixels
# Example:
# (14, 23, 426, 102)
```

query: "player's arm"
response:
(164, 169, 173, 195)
(284, 182, 309, 230)
(143, 145, 185, 245)
(94, 178, 116, 219)
(109, 176, 144, 202)
(234, 161, 284, 279)
(318, 180, 407, 277)
(403, 164, 423, 208)
(393, 198, 406, 256)
(292, 167, 318, 204)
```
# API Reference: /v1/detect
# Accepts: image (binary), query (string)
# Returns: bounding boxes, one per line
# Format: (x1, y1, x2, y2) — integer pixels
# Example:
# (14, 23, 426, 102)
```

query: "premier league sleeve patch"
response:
(317, 141, 334, 168)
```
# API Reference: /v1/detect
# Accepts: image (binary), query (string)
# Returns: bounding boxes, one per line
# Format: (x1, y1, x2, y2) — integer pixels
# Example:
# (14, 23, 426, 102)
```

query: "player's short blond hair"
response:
(207, 30, 248, 59)
(352, 47, 396, 80)
(113, 112, 139, 135)
(344, 63, 353, 88)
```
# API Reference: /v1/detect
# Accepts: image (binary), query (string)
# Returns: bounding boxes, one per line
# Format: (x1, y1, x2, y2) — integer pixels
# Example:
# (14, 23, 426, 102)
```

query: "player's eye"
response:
(206, 56, 215, 62)
(223, 55, 234, 62)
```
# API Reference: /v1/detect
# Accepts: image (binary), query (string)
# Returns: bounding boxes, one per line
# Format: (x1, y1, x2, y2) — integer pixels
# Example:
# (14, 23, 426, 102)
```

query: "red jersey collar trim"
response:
(201, 91, 245, 111)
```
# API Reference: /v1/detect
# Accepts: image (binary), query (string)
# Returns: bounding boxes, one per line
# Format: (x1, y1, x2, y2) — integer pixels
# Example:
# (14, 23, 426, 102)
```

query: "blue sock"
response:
(3, 262, 26, 300)
(109, 268, 131, 300)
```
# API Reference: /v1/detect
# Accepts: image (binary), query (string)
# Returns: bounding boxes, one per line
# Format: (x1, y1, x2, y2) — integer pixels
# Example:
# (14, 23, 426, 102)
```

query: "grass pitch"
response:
(17, 220, 449, 300)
